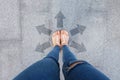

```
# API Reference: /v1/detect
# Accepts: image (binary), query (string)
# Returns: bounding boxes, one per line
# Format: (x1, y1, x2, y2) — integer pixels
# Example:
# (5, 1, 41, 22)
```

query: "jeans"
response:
(14, 45, 110, 80)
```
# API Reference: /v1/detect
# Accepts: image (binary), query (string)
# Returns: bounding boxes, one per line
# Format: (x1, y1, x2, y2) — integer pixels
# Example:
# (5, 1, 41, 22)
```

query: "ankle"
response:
(62, 43, 68, 46)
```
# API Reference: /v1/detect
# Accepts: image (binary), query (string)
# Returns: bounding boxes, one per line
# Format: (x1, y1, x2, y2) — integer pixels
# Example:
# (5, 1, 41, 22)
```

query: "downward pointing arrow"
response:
(70, 41, 86, 53)
(55, 11, 65, 28)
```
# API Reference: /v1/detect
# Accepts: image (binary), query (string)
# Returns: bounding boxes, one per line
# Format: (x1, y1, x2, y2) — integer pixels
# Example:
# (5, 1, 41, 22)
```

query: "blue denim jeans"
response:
(14, 45, 110, 80)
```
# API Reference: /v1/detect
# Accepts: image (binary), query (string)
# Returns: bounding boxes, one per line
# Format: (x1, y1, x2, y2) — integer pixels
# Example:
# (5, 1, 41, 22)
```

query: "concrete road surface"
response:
(0, 0, 120, 80)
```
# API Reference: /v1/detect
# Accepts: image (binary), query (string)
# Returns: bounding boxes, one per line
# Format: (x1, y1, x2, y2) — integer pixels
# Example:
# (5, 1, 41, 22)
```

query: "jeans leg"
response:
(46, 45, 60, 62)
(62, 45, 110, 80)
(62, 45, 79, 80)
(14, 45, 60, 80)
(62, 45, 78, 65)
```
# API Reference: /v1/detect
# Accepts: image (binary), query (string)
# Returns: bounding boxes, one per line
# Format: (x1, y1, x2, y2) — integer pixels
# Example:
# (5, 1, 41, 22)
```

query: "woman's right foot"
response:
(60, 30, 69, 46)
(52, 30, 61, 47)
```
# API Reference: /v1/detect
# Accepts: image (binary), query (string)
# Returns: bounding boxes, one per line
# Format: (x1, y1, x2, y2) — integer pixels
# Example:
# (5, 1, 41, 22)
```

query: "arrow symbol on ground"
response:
(36, 24, 52, 36)
(35, 41, 51, 53)
(70, 24, 86, 36)
(55, 11, 65, 28)
(70, 41, 86, 53)
(35, 11, 87, 53)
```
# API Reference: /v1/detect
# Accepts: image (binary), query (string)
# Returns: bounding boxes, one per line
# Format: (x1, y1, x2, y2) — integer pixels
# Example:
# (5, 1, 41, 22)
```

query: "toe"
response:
(57, 31, 60, 35)
(64, 30, 68, 35)
(61, 30, 64, 34)
(52, 34, 56, 38)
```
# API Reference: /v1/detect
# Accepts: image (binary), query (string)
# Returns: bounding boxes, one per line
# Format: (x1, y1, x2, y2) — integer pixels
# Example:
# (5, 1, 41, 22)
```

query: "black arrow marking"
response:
(55, 11, 65, 28)
(70, 41, 86, 52)
(36, 24, 52, 36)
(70, 24, 86, 36)
(35, 41, 51, 53)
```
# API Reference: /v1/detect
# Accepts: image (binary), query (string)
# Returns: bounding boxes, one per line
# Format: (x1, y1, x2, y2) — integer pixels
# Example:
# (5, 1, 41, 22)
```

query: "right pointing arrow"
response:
(70, 41, 86, 52)
(55, 11, 65, 28)
(70, 24, 86, 36)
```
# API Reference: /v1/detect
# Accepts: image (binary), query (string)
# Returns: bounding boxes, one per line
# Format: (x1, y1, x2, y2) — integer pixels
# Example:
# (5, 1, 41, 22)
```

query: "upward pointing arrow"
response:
(55, 11, 65, 28)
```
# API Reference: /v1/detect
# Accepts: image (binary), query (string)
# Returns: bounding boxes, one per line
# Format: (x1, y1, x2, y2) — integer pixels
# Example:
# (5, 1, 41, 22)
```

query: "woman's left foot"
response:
(60, 30, 69, 46)
(52, 30, 61, 47)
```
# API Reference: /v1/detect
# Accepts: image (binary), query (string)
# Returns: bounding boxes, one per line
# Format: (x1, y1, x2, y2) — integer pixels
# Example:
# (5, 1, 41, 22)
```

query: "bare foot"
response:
(52, 31, 61, 46)
(60, 30, 69, 46)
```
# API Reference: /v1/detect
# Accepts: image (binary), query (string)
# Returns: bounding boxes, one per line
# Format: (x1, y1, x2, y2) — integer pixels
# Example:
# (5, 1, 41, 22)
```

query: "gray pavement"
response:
(0, 0, 120, 80)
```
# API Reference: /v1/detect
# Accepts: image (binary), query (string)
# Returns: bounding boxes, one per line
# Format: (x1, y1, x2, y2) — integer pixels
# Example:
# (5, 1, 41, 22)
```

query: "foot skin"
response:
(60, 30, 69, 46)
(52, 31, 61, 47)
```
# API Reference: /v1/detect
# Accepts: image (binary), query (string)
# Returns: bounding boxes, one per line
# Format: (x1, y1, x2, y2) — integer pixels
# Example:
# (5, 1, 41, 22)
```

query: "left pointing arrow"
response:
(36, 24, 52, 36)
(35, 41, 51, 53)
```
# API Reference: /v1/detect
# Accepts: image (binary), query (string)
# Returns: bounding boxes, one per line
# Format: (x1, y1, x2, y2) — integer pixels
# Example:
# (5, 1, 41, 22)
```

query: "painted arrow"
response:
(55, 11, 65, 28)
(70, 24, 86, 36)
(70, 41, 86, 53)
(36, 24, 52, 36)
(35, 41, 51, 53)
